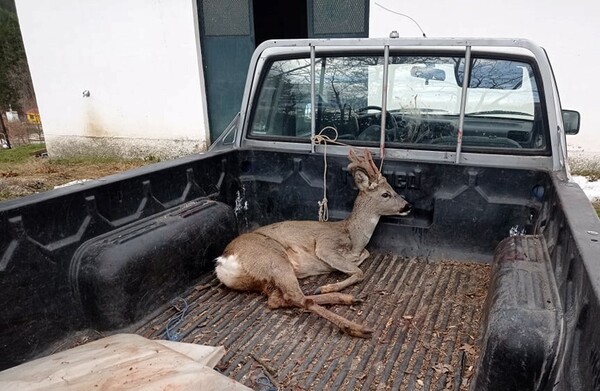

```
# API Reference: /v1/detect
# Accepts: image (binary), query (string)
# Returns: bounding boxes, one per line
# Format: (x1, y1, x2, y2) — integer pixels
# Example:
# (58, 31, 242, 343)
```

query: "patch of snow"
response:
(54, 179, 92, 189)
(571, 176, 600, 202)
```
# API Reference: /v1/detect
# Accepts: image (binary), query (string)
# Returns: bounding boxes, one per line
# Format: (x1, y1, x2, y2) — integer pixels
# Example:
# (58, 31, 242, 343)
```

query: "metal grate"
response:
(312, 0, 366, 35)
(201, 0, 250, 36)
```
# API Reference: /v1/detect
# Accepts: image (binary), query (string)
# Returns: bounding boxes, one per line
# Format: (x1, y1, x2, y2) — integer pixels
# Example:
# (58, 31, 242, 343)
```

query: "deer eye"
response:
(382, 192, 391, 199)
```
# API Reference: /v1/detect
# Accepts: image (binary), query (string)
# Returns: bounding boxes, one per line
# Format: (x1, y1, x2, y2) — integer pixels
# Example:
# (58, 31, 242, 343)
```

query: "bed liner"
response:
(137, 253, 490, 390)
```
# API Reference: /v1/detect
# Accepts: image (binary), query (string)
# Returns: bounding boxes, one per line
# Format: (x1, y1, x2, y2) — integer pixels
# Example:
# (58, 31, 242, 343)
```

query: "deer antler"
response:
(348, 149, 383, 188)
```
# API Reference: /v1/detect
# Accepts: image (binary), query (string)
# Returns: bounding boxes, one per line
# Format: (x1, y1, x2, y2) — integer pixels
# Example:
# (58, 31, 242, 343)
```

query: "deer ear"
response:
(354, 170, 371, 191)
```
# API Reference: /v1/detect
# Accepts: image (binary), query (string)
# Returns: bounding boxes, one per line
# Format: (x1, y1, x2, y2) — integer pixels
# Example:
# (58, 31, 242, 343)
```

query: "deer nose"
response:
(399, 203, 412, 216)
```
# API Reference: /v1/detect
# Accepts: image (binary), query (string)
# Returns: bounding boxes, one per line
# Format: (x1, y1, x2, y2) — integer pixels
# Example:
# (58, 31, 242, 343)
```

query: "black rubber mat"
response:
(137, 254, 490, 390)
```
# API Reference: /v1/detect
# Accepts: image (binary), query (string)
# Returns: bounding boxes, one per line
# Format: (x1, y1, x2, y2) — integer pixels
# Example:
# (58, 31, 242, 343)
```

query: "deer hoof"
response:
(313, 287, 322, 295)
(351, 297, 364, 305)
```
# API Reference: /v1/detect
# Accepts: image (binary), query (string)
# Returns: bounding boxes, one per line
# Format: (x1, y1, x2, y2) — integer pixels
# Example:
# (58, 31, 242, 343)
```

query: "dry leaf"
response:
(459, 343, 477, 355)
(432, 363, 454, 374)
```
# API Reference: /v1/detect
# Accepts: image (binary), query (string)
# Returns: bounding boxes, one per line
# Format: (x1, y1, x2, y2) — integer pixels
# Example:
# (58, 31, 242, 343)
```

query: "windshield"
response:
(249, 54, 547, 152)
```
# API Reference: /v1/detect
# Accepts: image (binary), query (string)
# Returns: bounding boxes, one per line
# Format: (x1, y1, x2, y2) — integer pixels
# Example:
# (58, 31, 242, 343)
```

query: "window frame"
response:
(245, 50, 551, 157)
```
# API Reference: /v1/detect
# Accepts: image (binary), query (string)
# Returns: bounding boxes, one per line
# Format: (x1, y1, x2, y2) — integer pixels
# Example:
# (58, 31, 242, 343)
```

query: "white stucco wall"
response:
(370, 0, 600, 160)
(15, 0, 209, 159)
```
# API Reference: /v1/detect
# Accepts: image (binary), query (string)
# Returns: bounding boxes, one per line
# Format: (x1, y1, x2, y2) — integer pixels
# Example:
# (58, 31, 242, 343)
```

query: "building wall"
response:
(369, 0, 600, 160)
(15, 0, 209, 159)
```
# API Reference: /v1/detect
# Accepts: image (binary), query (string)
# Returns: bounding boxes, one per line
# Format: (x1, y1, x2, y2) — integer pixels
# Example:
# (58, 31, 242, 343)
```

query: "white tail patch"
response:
(215, 255, 242, 287)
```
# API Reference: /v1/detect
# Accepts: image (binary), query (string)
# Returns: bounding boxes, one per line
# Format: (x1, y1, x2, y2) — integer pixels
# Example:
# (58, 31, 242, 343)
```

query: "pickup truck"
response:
(1, 37, 598, 390)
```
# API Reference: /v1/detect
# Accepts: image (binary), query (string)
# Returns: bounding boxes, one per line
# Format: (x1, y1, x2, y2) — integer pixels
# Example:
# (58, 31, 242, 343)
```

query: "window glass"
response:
(249, 54, 547, 152)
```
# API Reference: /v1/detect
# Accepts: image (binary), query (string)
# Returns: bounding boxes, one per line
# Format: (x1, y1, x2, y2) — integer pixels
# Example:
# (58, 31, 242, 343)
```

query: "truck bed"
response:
(137, 253, 490, 390)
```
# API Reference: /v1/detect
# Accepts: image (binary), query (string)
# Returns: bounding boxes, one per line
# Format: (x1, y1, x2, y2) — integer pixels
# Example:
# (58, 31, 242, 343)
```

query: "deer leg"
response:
(271, 288, 360, 307)
(305, 301, 372, 338)
(314, 273, 364, 295)
(284, 291, 373, 338)
(356, 248, 370, 266)
(314, 246, 366, 294)
(270, 264, 372, 338)
(267, 288, 291, 309)
(305, 292, 363, 306)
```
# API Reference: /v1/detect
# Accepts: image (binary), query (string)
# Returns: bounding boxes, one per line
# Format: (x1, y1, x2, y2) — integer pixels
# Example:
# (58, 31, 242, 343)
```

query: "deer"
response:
(215, 149, 411, 338)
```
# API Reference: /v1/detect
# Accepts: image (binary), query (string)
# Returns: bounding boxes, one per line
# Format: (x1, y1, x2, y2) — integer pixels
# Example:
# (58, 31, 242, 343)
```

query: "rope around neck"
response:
(312, 127, 386, 222)
(312, 127, 346, 222)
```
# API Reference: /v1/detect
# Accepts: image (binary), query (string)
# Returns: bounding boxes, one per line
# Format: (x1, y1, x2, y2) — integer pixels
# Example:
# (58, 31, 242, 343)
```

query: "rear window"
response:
(249, 54, 547, 153)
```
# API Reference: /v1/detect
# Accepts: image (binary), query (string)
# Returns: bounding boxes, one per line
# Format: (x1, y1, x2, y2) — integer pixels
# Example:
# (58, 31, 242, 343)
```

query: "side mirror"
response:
(562, 110, 580, 135)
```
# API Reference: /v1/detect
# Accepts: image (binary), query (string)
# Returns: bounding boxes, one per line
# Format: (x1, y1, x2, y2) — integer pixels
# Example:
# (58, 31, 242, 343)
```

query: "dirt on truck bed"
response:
(137, 254, 491, 391)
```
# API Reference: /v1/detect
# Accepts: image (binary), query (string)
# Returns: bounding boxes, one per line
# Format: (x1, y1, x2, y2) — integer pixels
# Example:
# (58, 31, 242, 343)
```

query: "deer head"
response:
(348, 149, 411, 217)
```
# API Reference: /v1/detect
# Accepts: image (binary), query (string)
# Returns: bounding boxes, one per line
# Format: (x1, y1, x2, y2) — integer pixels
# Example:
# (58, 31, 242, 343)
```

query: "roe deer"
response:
(215, 149, 411, 337)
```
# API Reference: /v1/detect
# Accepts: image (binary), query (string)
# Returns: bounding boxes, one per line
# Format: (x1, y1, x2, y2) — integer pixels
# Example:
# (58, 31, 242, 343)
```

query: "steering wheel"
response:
(356, 106, 399, 141)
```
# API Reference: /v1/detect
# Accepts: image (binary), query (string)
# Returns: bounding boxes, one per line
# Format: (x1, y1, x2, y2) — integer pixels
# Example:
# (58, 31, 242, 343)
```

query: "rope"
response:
(163, 297, 189, 341)
(312, 126, 347, 222)
(311, 126, 386, 221)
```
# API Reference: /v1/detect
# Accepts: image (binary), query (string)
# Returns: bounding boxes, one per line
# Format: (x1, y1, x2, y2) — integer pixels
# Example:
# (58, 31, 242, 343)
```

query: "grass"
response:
(570, 158, 600, 181)
(569, 157, 600, 216)
(589, 200, 600, 217)
(0, 143, 156, 166)
(0, 143, 46, 164)
(0, 143, 151, 201)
